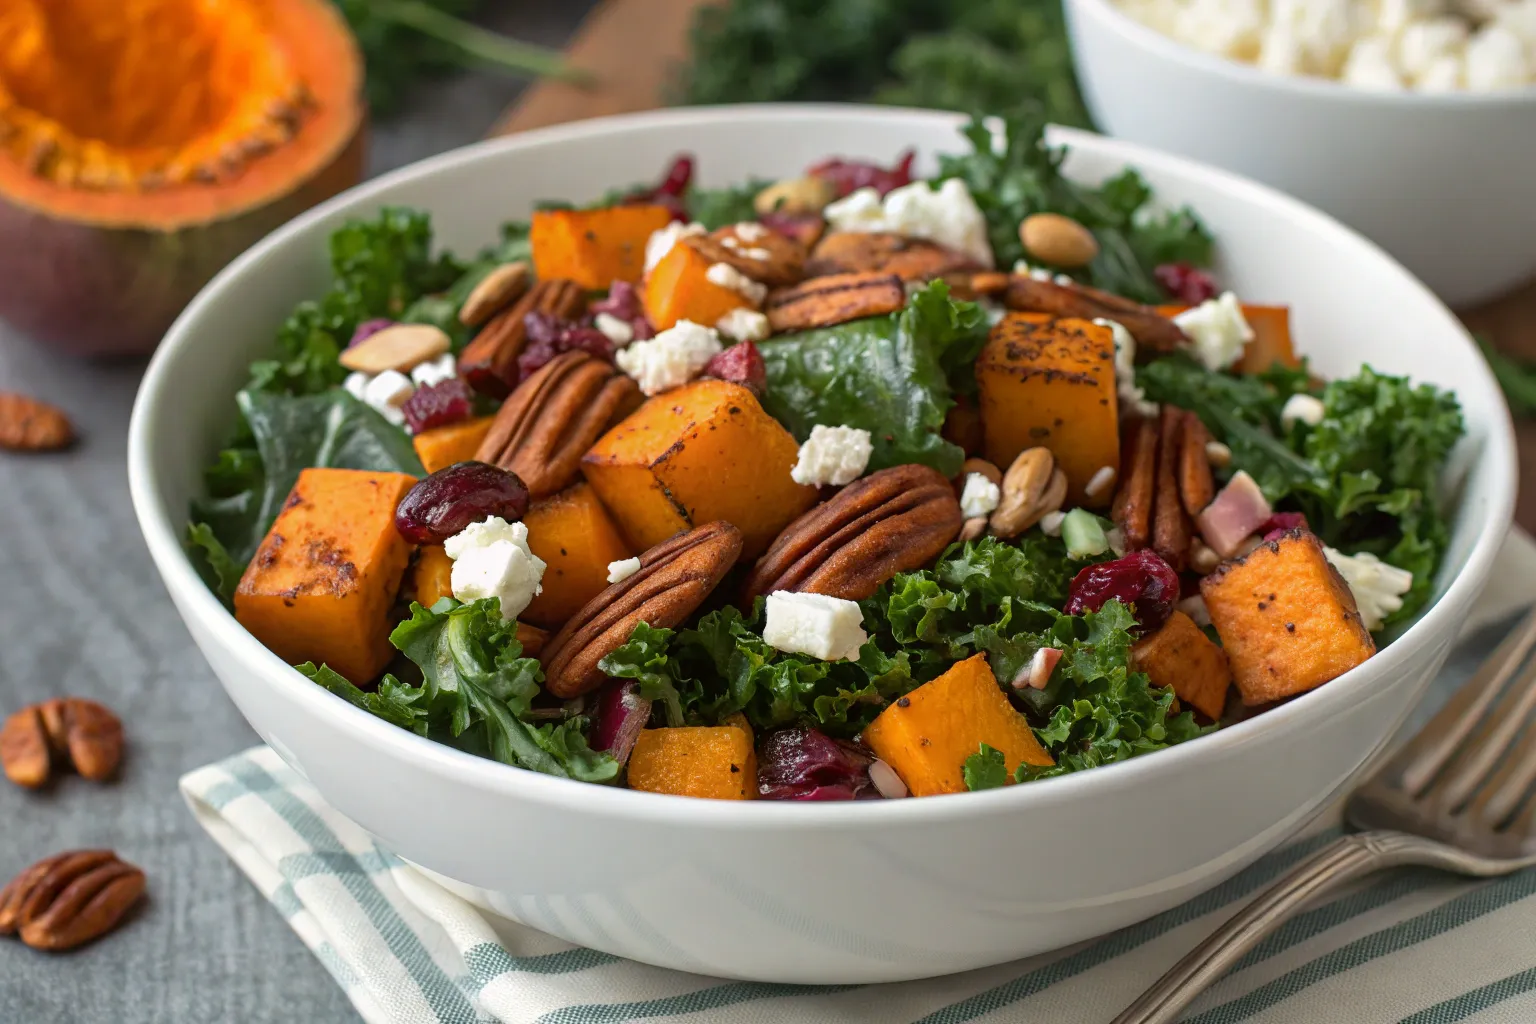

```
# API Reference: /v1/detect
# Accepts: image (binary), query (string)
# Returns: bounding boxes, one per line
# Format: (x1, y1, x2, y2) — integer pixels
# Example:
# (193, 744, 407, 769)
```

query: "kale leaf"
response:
(690, 180, 773, 230)
(598, 622, 687, 727)
(297, 662, 431, 732)
(758, 281, 988, 478)
(962, 744, 1009, 791)
(186, 522, 245, 605)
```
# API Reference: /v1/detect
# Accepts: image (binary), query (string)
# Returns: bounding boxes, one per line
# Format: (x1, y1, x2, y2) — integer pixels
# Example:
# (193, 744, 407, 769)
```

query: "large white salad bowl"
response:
(129, 105, 1516, 984)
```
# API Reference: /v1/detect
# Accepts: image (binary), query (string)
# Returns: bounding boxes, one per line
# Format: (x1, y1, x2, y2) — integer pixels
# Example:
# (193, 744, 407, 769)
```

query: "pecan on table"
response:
(1111, 407, 1218, 572)
(0, 850, 145, 951)
(1002, 275, 1186, 352)
(0, 392, 74, 452)
(0, 698, 122, 789)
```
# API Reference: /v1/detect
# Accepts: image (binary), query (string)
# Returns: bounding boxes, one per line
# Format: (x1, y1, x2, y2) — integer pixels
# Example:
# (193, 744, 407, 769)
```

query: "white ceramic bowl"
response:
(129, 105, 1515, 984)
(1064, 0, 1536, 307)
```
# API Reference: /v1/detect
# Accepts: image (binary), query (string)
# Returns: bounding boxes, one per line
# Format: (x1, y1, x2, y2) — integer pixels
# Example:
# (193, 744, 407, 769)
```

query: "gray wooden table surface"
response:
(0, 4, 593, 1019)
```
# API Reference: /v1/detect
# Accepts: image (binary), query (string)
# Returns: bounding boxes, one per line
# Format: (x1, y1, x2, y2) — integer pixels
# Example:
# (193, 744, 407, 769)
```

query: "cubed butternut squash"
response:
(530, 204, 674, 289)
(643, 237, 751, 332)
(863, 653, 1052, 797)
(413, 416, 495, 475)
(521, 482, 634, 629)
(403, 544, 453, 609)
(235, 468, 417, 684)
(1132, 610, 1231, 721)
(977, 313, 1119, 506)
(627, 722, 758, 799)
(1157, 304, 1297, 375)
(1201, 530, 1376, 705)
(582, 379, 817, 559)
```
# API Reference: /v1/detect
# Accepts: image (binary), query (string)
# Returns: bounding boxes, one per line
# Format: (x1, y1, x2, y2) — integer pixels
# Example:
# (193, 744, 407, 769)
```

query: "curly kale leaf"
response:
(962, 744, 1009, 791)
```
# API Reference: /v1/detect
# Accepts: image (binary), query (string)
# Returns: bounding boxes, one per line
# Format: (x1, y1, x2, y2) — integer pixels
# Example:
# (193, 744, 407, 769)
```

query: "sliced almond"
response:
(338, 324, 451, 375)
(989, 448, 1062, 539)
(458, 261, 530, 327)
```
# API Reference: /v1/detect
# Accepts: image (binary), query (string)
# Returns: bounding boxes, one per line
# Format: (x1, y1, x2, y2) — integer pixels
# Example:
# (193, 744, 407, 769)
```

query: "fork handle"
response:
(1112, 831, 1424, 1024)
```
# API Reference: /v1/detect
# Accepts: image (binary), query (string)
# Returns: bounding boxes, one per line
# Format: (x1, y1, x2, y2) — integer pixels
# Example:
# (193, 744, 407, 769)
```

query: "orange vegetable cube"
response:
(403, 545, 453, 609)
(582, 379, 817, 559)
(1156, 304, 1297, 375)
(977, 313, 1119, 506)
(413, 416, 495, 475)
(1201, 530, 1376, 705)
(1132, 610, 1231, 720)
(530, 204, 673, 289)
(521, 482, 634, 629)
(643, 238, 752, 332)
(863, 654, 1052, 796)
(234, 468, 417, 684)
(627, 724, 758, 800)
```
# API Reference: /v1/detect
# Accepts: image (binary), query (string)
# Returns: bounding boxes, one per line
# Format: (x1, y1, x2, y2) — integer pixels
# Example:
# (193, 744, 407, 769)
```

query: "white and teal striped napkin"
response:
(180, 531, 1536, 1024)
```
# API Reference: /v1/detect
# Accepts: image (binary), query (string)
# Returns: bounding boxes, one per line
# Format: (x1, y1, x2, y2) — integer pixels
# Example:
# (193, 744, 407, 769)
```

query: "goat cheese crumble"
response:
(1095, 317, 1158, 417)
(361, 370, 415, 426)
(1324, 547, 1414, 631)
(704, 262, 768, 304)
(824, 178, 995, 267)
(959, 473, 1002, 518)
(1174, 291, 1254, 371)
(606, 557, 641, 584)
(410, 353, 458, 389)
(790, 424, 874, 487)
(614, 319, 723, 396)
(715, 307, 770, 343)
(643, 220, 706, 274)
(762, 591, 869, 662)
(445, 517, 546, 621)
(1280, 393, 1327, 429)
(593, 312, 635, 346)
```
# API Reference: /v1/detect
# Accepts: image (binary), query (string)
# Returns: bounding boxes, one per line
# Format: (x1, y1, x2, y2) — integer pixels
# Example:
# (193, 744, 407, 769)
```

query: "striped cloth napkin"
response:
(180, 531, 1536, 1024)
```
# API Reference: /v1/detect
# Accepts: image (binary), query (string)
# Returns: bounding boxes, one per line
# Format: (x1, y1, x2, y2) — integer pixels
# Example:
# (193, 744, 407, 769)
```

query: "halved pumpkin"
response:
(0, 0, 366, 355)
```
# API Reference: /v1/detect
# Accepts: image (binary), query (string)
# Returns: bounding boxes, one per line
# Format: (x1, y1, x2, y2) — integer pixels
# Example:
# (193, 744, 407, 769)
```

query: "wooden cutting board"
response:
(493, 0, 1536, 528)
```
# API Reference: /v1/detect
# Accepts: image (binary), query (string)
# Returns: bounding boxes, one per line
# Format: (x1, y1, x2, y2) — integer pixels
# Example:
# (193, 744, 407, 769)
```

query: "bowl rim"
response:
(128, 103, 1518, 830)
(1066, 0, 1536, 107)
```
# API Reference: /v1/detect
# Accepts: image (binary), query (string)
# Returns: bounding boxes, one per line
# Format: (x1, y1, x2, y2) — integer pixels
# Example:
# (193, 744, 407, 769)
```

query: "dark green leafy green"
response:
(187, 522, 244, 605)
(297, 662, 430, 732)
(962, 744, 1009, 791)
(598, 623, 687, 727)
(758, 281, 988, 477)
(689, 180, 773, 230)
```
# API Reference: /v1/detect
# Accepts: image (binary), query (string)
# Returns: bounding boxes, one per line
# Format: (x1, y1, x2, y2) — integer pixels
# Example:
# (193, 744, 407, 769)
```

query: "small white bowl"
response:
(129, 105, 1515, 984)
(1065, 0, 1536, 307)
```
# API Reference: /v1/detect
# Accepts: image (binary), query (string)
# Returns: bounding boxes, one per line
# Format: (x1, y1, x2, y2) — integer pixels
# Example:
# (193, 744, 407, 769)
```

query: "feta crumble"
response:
(824, 178, 994, 267)
(790, 424, 874, 487)
(410, 353, 458, 389)
(593, 312, 635, 346)
(606, 557, 641, 584)
(762, 591, 869, 662)
(343, 371, 370, 401)
(1324, 547, 1413, 631)
(643, 220, 706, 274)
(1095, 318, 1158, 417)
(362, 370, 415, 426)
(960, 473, 1002, 518)
(733, 222, 769, 242)
(1280, 393, 1327, 429)
(1174, 292, 1254, 371)
(716, 307, 770, 343)
(614, 319, 723, 396)
(704, 262, 768, 305)
(445, 517, 546, 620)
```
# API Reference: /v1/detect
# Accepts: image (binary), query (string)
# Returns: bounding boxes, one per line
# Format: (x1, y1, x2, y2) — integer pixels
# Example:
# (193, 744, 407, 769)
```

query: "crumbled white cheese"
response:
(606, 557, 641, 584)
(1417, 51, 1468, 88)
(1174, 292, 1254, 371)
(1094, 318, 1158, 417)
(1324, 547, 1414, 631)
(614, 319, 723, 396)
(343, 371, 371, 401)
(1466, 23, 1530, 88)
(362, 370, 415, 426)
(790, 424, 874, 487)
(1341, 35, 1406, 87)
(715, 307, 770, 343)
(410, 353, 458, 389)
(1040, 510, 1067, 537)
(762, 591, 869, 662)
(960, 473, 1002, 518)
(720, 237, 774, 260)
(1399, 17, 1470, 79)
(593, 312, 635, 346)
(704, 262, 768, 305)
(734, 222, 770, 242)
(445, 517, 546, 620)
(824, 178, 994, 267)
(643, 220, 706, 274)
(1280, 393, 1327, 429)
(1171, 0, 1267, 58)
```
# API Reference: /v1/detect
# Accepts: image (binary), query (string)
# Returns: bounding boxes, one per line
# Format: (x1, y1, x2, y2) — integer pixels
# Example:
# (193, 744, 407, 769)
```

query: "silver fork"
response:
(1113, 605, 1536, 1024)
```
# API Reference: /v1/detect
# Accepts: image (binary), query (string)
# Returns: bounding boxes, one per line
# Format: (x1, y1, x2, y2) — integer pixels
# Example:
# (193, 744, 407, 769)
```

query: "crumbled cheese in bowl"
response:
(606, 557, 641, 584)
(643, 220, 706, 274)
(615, 319, 723, 396)
(790, 424, 874, 487)
(762, 591, 869, 662)
(1324, 547, 1414, 631)
(824, 178, 995, 267)
(960, 473, 1002, 518)
(716, 307, 770, 343)
(704, 262, 768, 304)
(445, 517, 546, 621)
(1174, 292, 1254, 371)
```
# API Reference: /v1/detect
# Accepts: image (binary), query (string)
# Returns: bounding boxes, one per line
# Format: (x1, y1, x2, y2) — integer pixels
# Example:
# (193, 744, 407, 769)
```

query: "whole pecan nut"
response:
(473, 350, 641, 499)
(0, 392, 74, 452)
(541, 522, 743, 698)
(764, 272, 905, 333)
(1152, 405, 1193, 572)
(1002, 275, 1186, 352)
(1179, 411, 1216, 516)
(1112, 407, 1216, 572)
(1, 699, 123, 789)
(458, 279, 586, 398)
(689, 226, 806, 287)
(806, 232, 980, 283)
(0, 850, 145, 951)
(743, 464, 963, 604)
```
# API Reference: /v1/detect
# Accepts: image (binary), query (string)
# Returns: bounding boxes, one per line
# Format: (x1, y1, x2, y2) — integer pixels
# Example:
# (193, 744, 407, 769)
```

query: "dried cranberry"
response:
(757, 728, 874, 801)
(590, 280, 643, 322)
(394, 462, 531, 545)
(349, 318, 395, 348)
(758, 210, 827, 249)
(807, 149, 916, 198)
(1259, 511, 1310, 542)
(1064, 550, 1180, 632)
(515, 312, 617, 385)
(400, 378, 474, 434)
(703, 342, 767, 397)
(621, 155, 694, 221)
(1154, 262, 1219, 305)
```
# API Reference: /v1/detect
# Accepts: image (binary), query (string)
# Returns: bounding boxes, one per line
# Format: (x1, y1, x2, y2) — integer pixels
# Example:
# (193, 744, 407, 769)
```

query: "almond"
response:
(458, 261, 531, 327)
(989, 448, 1064, 539)
(338, 323, 451, 375)
(754, 176, 837, 217)
(1019, 213, 1100, 269)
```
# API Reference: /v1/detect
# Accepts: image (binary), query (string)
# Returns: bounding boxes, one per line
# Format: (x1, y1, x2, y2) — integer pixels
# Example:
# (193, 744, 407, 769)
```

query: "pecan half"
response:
(1152, 405, 1193, 571)
(1112, 408, 1206, 571)
(1179, 410, 1216, 516)
(689, 226, 806, 287)
(0, 392, 74, 452)
(765, 272, 905, 333)
(541, 522, 742, 698)
(0, 850, 144, 951)
(1, 699, 123, 789)
(1113, 417, 1158, 552)
(742, 465, 963, 604)
(1003, 275, 1186, 351)
(473, 350, 641, 499)
(806, 232, 980, 283)
(458, 279, 585, 398)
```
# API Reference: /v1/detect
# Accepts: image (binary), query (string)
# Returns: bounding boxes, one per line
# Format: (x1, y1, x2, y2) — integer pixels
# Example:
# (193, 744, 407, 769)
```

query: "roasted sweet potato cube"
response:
(1132, 610, 1231, 720)
(521, 482, 634, 629)
(977, 313, 1119, 506)
(627, 723, 757, 799)
(412, 416, 495, 475)
(403, 545, 454, 609)
(1201, 530, 1375, 705)
(234, 468, 417, 684)
(530, 204, 673, 289)
(643, 238, 751, 332)
(863, 653, 1052, 796)
(582, 379, 817, 559)
(1156, 304, 1297, 375)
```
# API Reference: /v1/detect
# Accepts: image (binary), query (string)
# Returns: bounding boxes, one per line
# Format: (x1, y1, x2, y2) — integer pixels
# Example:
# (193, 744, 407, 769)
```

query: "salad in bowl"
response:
(186, 115, 1464, 804)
